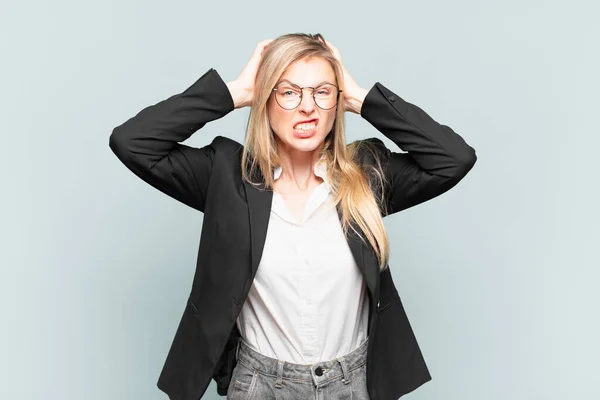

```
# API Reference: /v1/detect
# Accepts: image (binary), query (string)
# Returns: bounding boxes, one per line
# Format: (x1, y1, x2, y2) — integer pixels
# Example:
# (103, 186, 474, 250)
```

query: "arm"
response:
(108, 68, 234, 212)
(360, 83, 477, 215)
(321, 40, 476, 216)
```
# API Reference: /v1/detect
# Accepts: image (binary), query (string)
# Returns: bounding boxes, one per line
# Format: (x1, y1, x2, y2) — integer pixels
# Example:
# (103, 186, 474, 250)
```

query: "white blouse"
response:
(236, 157, 370, 364)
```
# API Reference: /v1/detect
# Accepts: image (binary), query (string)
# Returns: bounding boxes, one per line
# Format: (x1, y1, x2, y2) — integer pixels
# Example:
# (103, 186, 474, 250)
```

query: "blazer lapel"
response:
(336, 205, 379, 299)
(243, 180, 273, 278)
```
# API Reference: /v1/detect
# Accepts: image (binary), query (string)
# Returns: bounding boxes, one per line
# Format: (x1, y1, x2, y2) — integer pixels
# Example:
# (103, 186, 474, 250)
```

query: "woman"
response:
(109, 33, 476, 400)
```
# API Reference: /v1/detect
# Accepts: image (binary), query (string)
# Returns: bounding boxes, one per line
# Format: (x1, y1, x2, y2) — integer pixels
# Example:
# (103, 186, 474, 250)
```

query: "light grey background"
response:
(2, 0, 598, 399)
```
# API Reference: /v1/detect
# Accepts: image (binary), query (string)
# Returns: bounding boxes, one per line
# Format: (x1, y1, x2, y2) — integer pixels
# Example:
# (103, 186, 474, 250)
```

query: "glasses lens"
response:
(313, 84, 338, 109)
(275, 83, 302, 109)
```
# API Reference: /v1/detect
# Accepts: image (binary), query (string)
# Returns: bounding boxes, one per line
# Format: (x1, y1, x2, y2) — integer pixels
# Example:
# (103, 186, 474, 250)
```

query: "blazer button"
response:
(377, 300, 380, 309)
(388, 95, 396, 102)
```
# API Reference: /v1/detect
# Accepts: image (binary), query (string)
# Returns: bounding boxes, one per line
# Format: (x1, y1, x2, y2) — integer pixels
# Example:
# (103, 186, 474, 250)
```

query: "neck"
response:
(275, 140, 324, 188)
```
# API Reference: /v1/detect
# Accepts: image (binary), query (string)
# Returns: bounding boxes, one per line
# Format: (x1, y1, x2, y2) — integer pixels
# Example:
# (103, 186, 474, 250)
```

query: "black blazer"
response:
(109, 68, 476, 400)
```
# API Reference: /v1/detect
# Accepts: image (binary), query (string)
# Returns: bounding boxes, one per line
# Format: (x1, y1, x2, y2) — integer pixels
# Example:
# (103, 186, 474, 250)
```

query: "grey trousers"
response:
(227, 336, 370, 400)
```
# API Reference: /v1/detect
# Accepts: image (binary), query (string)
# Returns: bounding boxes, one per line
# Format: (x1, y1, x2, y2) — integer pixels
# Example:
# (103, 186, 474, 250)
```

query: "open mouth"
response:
(293, 119, 318, 136)
(294, 121, 316, 131)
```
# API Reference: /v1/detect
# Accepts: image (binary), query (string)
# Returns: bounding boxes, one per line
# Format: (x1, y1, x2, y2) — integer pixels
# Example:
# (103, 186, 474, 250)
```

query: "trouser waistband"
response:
(235, 337, 368, 387)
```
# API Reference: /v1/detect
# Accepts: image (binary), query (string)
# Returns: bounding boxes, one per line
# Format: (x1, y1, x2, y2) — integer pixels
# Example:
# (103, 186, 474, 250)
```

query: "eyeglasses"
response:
(272, 82, 342, 110)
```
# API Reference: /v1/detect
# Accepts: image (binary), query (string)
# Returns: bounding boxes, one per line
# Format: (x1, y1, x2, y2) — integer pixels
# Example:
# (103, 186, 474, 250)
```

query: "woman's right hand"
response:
(226, 39, 273, 109)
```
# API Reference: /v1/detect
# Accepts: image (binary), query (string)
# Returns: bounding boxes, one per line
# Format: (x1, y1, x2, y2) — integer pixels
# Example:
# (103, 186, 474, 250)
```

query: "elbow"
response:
(451, 145, 477, 183)
(108, 125, 131, 163)
(109, 125, 123, 151)
(462, 146, 477, 172)
(108, 128, 118, 153)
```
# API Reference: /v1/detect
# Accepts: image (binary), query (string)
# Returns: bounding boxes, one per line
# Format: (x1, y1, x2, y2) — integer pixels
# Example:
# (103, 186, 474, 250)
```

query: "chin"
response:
(286, 135, 325, 152)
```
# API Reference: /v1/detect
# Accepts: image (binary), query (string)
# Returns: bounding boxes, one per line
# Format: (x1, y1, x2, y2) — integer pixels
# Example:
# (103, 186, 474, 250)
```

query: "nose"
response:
(298, 90, 316, 114)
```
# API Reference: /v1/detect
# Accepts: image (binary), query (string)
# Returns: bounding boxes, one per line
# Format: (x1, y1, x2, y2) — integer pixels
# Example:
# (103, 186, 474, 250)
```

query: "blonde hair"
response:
(241, 33, 390, 271)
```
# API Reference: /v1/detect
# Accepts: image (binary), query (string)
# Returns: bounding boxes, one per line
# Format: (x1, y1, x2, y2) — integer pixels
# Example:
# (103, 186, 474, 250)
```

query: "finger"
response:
(324, 40, 337, 52)
(324, 40, 342, 61)
(253, 39, 274, 56)
(259, 39, 274, 50)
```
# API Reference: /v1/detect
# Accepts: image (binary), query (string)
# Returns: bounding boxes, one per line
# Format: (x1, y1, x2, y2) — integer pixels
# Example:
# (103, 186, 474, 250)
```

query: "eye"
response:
(277, 86, 300, 97)
(315, 86, 333, 96)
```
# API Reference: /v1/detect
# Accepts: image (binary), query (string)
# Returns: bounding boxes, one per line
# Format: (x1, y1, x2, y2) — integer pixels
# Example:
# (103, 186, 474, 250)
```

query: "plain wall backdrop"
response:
(1, 0, 598, 399)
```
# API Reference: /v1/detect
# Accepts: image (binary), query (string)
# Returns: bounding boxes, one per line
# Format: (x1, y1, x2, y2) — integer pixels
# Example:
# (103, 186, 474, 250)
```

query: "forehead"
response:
(278, 57, 336, 86)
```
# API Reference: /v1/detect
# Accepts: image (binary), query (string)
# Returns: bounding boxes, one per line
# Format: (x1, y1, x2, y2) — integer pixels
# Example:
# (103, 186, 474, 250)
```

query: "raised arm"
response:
(359, 84, 477, 215)
(109, 40, 273, 212)
(109, 68, 234, 212)
(325, 40, 476, 216)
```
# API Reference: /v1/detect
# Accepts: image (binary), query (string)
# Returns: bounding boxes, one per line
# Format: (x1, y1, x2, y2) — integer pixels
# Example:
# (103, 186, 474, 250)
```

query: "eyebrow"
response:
(277, 79, 336, 87)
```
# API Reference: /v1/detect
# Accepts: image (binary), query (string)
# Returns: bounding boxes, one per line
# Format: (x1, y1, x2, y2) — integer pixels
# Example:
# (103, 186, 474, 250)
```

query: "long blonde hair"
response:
(241, 33, 390, 271)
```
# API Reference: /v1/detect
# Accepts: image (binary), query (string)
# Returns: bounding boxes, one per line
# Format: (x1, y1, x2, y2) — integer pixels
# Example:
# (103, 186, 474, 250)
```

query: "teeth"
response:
(294, 122, 316, 131)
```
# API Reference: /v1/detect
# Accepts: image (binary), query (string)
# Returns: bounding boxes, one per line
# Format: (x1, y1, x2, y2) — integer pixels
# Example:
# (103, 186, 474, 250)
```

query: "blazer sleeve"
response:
(109, 68, 235, 212)
(360, 82, 477, 216)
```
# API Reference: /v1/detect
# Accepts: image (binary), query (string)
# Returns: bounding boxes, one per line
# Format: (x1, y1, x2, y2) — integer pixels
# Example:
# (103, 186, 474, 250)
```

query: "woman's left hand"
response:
(324, 40, 369, 114)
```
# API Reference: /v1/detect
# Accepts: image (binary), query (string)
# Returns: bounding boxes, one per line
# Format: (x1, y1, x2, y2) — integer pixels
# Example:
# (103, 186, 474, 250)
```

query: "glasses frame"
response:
(271, 83, 343, 110)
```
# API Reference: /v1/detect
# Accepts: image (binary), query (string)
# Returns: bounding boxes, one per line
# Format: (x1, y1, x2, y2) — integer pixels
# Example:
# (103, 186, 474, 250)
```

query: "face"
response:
(267, 57, 338, 154)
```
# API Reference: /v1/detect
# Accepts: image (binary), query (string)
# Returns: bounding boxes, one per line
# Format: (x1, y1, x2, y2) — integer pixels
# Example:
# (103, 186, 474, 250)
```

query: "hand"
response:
(323, 40, 368, 114)
(227, 39, 274, 108)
